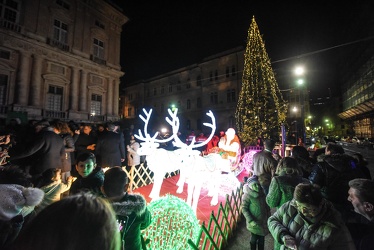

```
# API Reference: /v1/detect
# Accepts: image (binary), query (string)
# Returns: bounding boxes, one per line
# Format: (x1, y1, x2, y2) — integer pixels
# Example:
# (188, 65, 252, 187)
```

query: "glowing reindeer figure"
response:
(135, 108, 187, 200)
(172, 111, 233, 213)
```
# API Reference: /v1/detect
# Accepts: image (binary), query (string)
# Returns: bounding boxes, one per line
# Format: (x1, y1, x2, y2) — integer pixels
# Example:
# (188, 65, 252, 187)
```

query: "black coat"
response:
(95, 131, 126, 168)
(11, 127, 64, 175)
(69, 167, 104, 195)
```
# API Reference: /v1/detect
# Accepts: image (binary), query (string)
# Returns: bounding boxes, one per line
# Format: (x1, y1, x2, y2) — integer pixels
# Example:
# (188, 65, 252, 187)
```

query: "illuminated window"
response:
(47, 85, 63, 111)
(91, 94, 102, 115)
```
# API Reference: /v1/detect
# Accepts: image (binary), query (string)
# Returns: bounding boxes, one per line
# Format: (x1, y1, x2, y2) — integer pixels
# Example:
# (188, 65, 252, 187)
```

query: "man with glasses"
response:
(268, 183, 355, 250)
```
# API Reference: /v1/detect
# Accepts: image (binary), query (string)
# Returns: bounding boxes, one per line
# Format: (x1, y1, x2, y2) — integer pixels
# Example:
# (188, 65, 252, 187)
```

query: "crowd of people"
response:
(242, 139, 373, 250)
(0, 119, 150, 250)
(1, 118, 373, 250)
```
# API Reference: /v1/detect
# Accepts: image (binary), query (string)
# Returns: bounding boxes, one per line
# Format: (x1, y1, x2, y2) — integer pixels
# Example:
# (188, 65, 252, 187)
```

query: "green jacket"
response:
(266, 175, 309, 209)
(268, 199, 356, 250)
(241, 183, 270, 236)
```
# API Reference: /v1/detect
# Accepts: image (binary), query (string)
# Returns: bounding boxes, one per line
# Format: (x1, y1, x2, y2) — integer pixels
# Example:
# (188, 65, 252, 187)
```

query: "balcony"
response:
(43, 110, 66, 119)
(46, 38, 70, 52)
(90, 55, 106, 65)
(0, 19, 21, 33)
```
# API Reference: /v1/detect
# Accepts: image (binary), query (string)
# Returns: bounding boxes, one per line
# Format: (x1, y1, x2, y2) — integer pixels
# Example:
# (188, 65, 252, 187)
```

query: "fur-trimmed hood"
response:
(111, 193, 147, 217)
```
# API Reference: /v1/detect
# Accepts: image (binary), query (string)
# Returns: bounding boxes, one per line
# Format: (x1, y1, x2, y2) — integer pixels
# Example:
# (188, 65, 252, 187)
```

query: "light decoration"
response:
(235, 16, 287, 146)
(135, 108, 239, 213)
(143, 195, 200, 250)
(240, 149, 261, 175)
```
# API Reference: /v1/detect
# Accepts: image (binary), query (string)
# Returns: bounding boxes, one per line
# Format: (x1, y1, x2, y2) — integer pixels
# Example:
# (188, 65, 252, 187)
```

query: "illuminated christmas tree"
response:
(236, 16, 287, 146)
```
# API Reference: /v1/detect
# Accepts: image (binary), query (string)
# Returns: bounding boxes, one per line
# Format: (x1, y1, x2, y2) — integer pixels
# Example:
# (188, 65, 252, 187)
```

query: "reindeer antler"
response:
(173, 110, 216, 151)
(134, 108, 178, 144)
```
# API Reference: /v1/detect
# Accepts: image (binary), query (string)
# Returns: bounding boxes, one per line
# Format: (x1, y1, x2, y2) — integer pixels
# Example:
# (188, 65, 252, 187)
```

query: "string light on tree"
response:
(235, 16, 287, 146)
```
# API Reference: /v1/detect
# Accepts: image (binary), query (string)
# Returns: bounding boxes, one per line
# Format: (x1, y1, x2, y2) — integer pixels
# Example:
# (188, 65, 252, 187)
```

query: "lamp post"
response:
(295, 66, 306, 145)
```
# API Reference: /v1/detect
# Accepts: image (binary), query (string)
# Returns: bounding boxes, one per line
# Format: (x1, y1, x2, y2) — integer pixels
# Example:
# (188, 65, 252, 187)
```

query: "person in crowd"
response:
(268, 183, 356, 250)
(95, 122, 126, 169)
(102, 167, 151, 250)
(346, 178, 374, 250)
(51, 120, 75, 183)
(11, 193, 121, 250)
(241, 175, 270, 250)
(266, 157, 309, 209)
(9, 120, 64, 183)
(96, 123, 106, 138)
(309, 142, 367, 220)
(69, 152, 104, 196)
(195, 132, 208, 152)
(205, 133, 220, 154)
(251, 139, 277, 194)
(74, 123, 97, 158)
(0, 183, 44, 248)
(266, 157, 310, 250)
(218, 128, 241, 171)
(33, 168, 73, 214)
(351, 153, 372, 179)
(127, 135, 140, 168)
(186, 130, 196, 145)
(291, 145, 313, 178)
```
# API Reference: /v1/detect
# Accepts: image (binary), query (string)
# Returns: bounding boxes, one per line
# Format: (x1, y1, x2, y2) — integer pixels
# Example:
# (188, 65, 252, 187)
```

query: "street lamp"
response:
(294, 66, 306, 145)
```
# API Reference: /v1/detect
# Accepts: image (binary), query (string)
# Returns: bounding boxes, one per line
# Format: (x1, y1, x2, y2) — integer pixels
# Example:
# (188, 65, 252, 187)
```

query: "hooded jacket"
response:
(69, 167, 104, 196)
(241, 183, 270, 236)
(111, 193, 152, 250)
(309, 154, 365, 204)
(268, 199, 356, 250)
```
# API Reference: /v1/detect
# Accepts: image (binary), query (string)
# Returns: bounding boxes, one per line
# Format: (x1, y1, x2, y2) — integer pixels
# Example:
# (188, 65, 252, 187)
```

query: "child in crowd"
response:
(241, 175, 270, 250)
(69, 152, 104, 196)
(102, 167, 151, 250)
(34, 168, 73, 213)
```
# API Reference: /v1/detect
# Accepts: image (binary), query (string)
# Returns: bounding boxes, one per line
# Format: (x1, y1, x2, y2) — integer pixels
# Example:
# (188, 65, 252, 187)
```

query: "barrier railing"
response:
(124, 161, 244, 250)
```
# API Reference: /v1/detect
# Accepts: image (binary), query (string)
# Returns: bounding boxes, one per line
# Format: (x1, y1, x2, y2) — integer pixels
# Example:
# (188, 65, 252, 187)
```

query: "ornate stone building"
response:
(0, 0, 127, 124)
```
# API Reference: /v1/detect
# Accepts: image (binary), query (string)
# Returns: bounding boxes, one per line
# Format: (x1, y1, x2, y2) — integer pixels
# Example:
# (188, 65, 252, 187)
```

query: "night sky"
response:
(113, 1, 374, 98)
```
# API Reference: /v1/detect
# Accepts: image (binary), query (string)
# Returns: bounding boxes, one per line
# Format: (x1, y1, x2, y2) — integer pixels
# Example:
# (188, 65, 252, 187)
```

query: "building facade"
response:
(0, 0, 127, 124)
(121, 47, 311, 140)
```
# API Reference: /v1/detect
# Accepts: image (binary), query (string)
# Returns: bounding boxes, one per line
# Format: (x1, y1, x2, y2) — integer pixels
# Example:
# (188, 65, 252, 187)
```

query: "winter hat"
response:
(0, 184, 44, 220)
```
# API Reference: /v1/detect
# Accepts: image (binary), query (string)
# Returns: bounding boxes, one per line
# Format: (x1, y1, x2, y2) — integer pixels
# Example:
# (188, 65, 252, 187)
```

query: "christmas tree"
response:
(236, 16, 287, 146)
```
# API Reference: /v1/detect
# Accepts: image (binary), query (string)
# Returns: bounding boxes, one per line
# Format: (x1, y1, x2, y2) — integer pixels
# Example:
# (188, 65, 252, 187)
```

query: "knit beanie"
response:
(0, 184, 44, 220)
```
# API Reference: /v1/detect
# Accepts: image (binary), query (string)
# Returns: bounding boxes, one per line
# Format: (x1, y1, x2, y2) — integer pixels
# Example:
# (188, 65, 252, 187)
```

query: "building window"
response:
(227, 89, 236, 102)
(47, 85, 63, 111)
(0, 49, 10, 60)
(93, 38, 104, 59)
(91, 94, 102, 115)
(186, 82, 191, 89)
(197, 119, 202, 130)
(215, 70, 218, 80)
(197, 97, 201, 108)
(196, 75, 201, 86)
(95, 20, 105, 29)
(187, 99, 191, 110)
(186, 120, 191, 130)
(161, 85, 165, 94)
(153, 87, 157, 96)
(226, 66, 229, 77)
(231, 65, 236, 76)
(0, 74, 8, 105)
(210, 92, 218, 104)
(53, 19, 68, 44)
(209, 71, 213, 81)
(177, 84, 181, 91)
(127, 107, 132, 117)
(56, 0, 70, 10)
(169, 85, 172, 93)
(128, 93, 133, 101)
(146, 89, 150, 97)
(0, 0, 20, 23)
